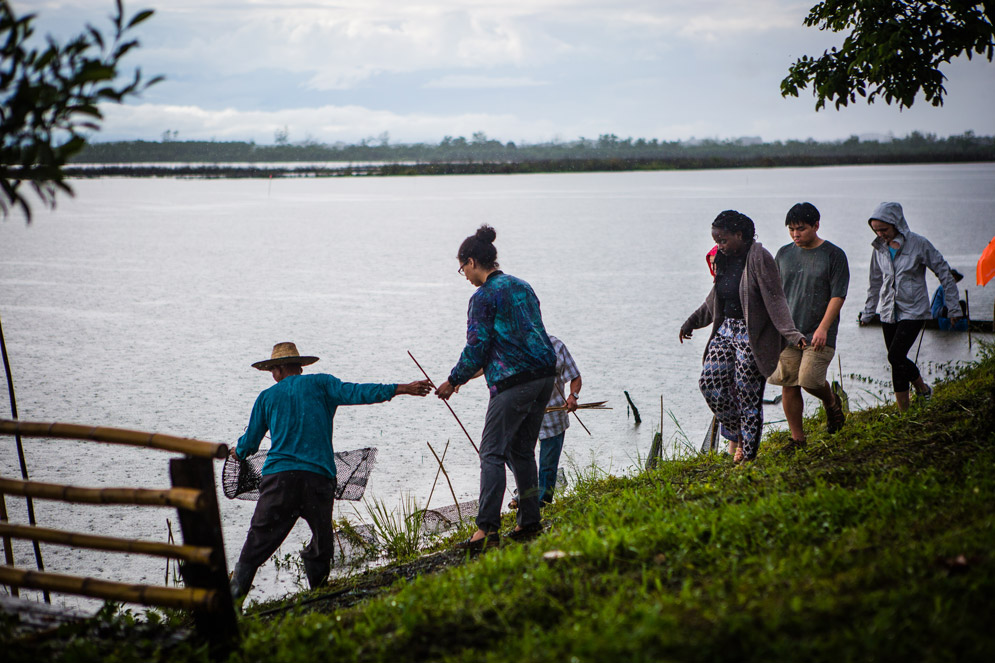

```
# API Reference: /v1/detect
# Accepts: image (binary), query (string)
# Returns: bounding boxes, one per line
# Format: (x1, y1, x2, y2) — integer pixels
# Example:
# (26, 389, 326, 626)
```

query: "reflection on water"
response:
(2, 163, 993, 605)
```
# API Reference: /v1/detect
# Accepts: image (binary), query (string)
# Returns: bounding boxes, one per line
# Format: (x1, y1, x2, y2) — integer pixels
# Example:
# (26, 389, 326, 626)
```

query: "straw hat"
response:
(251, 342, 319, 370)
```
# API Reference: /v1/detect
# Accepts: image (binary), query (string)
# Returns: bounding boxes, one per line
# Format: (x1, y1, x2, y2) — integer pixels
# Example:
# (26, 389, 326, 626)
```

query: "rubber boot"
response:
(229, 562, 256, 604)
(302, 557, 330, 590)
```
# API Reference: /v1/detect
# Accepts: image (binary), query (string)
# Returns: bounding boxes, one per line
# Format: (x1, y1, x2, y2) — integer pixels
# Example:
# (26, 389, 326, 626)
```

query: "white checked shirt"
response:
(538, 336, 581, 440)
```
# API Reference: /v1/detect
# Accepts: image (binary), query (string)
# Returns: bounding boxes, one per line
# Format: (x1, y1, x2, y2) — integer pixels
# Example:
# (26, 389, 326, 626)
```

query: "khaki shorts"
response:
(767, 345, 835, 390)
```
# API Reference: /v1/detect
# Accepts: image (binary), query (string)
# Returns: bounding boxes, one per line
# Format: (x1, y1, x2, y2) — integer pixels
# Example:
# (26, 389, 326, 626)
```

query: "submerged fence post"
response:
(623, 391, 641, 425)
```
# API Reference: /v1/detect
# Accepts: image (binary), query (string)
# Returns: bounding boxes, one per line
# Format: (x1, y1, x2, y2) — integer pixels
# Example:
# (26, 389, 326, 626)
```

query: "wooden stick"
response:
(0, 478, 207, 512)
(0, 522, 215, 566)
(0, 419, 227, 459)
(407, 351, 478, 454)
(0, 495, 17, 597)
(545, 402, 610, 413)
(555, 382, 591, 436)
(0, 312, 48, 602)
(424, 439, 450, 511)
(0, 565, 217, 610)
(966, 289, 972, 350)
(427, 442, 462, 523)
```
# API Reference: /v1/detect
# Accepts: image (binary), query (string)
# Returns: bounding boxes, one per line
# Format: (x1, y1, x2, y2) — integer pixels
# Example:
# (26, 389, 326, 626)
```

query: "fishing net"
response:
(221, 447, 378, 502)
(417, 499, 479, 534)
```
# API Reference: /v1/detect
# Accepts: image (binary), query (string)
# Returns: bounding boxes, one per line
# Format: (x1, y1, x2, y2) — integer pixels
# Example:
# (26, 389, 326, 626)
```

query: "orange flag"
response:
(978, 236, 995, 286)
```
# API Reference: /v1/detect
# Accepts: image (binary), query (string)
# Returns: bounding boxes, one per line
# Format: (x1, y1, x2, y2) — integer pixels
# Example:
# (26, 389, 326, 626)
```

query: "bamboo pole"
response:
(0, 565, 218, 611)
(0, 419, 227, 459)
(0, 494, 17, 597)
(554, 383, 591, 436)
(407, 352, 479, 454)
(0, 311, 48, 601)
(0, 522, 215, 566)
(545, 402, 610, 413)
(0, 478, 207, 511)
(427, 442, 462, 523)
(424, 439, 450, 511)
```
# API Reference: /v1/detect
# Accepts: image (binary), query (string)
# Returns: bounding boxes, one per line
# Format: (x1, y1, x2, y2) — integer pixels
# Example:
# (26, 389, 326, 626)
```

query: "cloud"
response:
(423, 75, 548, 89)
(96, 102, 561, 144)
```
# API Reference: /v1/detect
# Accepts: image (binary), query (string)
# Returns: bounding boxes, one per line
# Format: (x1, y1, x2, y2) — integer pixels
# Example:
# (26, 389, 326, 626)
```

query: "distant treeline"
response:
(68, 131, 995, 177)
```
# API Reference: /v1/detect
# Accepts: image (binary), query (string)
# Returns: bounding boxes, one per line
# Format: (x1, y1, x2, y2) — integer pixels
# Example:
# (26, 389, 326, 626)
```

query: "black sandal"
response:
(454, 532, 500, 552)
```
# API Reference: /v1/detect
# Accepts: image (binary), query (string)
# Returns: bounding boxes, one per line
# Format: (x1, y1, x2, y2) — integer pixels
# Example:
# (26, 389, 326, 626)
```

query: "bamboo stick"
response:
(407, 352, 479, 454)
(0, 419, 227, 459)
(554, 383, 591, 436)
(0, 478, 207, 512)
(427, 442, 462, 523)
(424, 439, 450, 511)
(0, 522, 215, 566)
(0, 494, 17, 597)
(0, 565, 218, 610)
(545, 401, 610, 413)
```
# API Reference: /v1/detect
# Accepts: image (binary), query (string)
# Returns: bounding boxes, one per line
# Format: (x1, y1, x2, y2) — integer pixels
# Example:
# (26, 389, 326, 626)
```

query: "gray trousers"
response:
(476, 376, 555, 532)
(231, 470, 337, 599)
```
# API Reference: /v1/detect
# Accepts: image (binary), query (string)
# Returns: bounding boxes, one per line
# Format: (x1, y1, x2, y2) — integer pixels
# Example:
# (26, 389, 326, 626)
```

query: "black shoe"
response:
(506, 522, 544, 542)
(454, 532, 500, 552)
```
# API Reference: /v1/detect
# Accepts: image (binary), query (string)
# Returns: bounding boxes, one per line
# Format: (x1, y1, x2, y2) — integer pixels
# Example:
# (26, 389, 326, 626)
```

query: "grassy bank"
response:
(5, 346, 995, 662)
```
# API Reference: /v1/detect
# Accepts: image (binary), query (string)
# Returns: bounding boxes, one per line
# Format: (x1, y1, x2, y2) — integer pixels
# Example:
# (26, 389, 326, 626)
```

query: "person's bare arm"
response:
(811, 296, 845, 350)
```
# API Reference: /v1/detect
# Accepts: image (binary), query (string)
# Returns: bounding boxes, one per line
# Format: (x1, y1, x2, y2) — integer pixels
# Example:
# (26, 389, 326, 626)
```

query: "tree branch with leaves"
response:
(0, 0, 161, 221)
(781, 0, 995, 110)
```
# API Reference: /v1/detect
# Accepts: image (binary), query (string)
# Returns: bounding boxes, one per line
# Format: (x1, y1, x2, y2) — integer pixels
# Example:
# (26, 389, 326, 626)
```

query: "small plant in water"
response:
(355, 493, 426, 561)
(272, 548, 308, 591)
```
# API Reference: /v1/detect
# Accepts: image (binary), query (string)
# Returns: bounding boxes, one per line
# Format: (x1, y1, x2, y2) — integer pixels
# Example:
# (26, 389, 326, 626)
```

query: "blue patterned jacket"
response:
(448, 271, 556, 394)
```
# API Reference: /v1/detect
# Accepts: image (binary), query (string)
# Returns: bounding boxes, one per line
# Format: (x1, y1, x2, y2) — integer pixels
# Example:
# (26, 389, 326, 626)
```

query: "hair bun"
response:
(475, 224, 496, 243)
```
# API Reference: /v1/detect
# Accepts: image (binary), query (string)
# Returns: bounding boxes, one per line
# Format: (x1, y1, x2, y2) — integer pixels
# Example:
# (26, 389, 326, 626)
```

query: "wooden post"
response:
(623, 391, 642, 424)
(170, 457, 239, 650)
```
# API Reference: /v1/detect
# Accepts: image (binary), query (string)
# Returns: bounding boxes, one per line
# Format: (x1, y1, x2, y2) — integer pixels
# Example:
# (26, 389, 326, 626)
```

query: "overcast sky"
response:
(21, 0, 995, 145)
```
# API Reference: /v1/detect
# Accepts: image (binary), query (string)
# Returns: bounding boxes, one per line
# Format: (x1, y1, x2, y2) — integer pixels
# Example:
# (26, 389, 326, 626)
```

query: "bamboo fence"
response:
(0, 522, 215, 566)
(0, 477, 207, 511)
(0, 418, 227, 459)
(0, 418, 238, 647)
(0, 566, 217, 611)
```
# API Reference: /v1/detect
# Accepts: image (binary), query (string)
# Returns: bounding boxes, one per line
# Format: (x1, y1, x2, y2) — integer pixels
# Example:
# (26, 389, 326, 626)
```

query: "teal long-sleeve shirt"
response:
(235, 373, 397, 480)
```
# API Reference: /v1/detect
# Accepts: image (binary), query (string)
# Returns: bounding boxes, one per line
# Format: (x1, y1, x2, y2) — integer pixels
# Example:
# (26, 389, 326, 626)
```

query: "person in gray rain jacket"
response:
(858, 202, 962, 411)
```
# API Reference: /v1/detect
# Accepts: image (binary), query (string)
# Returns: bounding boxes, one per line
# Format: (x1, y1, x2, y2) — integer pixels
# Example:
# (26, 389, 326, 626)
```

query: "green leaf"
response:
(127, 10, 155, 29)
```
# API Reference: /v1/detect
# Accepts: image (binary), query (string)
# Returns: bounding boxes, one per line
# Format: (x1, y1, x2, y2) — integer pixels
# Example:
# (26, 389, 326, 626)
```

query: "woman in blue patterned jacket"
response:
(436, 225, 557, 551)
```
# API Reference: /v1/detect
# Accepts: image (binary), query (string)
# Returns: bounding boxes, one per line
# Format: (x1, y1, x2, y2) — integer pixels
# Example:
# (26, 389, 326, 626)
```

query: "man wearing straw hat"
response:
(229, 342, 431, 602)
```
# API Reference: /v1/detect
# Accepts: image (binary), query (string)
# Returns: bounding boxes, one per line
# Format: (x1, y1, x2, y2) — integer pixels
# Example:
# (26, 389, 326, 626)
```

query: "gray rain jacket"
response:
(861, 202, 961, 324)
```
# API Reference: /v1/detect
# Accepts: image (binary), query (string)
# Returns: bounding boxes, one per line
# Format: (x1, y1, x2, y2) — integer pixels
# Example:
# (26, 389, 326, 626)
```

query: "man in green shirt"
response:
(229, 342, 431, 602)
(768, 203, 849, 447)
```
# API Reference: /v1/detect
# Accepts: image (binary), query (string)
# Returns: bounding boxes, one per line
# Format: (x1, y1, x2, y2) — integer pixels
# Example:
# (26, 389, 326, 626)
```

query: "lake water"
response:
(2, 163, 993, 607)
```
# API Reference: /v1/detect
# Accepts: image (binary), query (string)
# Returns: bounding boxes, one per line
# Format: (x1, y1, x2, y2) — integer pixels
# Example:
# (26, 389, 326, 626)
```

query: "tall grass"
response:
(355, 494, 426, 562)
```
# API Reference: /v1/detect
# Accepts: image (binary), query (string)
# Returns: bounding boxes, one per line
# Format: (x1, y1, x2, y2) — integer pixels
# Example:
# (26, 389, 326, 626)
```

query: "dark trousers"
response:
(882, 320, 924, 392)
(233, 470, 337, 596)
(477, 376, 555, 532)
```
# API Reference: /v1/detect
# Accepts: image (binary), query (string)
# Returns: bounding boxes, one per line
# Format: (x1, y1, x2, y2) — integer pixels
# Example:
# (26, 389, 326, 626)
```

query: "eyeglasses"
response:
(458, 260, 469, 275)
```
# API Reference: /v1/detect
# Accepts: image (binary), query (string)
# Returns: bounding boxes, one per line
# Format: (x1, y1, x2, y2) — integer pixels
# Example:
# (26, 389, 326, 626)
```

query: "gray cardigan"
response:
(682, 241, 804, 378)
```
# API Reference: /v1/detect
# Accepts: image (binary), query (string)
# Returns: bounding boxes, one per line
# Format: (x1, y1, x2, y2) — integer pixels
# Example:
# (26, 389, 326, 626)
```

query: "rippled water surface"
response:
(2, 163, 993, 606)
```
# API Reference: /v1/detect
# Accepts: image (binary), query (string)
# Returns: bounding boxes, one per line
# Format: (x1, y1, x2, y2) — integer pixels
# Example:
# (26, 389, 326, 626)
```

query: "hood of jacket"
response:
(869, 202, 911, 249)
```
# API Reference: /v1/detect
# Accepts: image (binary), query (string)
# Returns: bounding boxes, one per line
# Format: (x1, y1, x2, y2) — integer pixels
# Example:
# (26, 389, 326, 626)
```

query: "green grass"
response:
(6, 345, 995, 662)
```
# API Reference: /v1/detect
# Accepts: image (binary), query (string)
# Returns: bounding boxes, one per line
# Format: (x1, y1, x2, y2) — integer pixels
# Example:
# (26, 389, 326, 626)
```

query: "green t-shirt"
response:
(774, 240, 850, 348)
